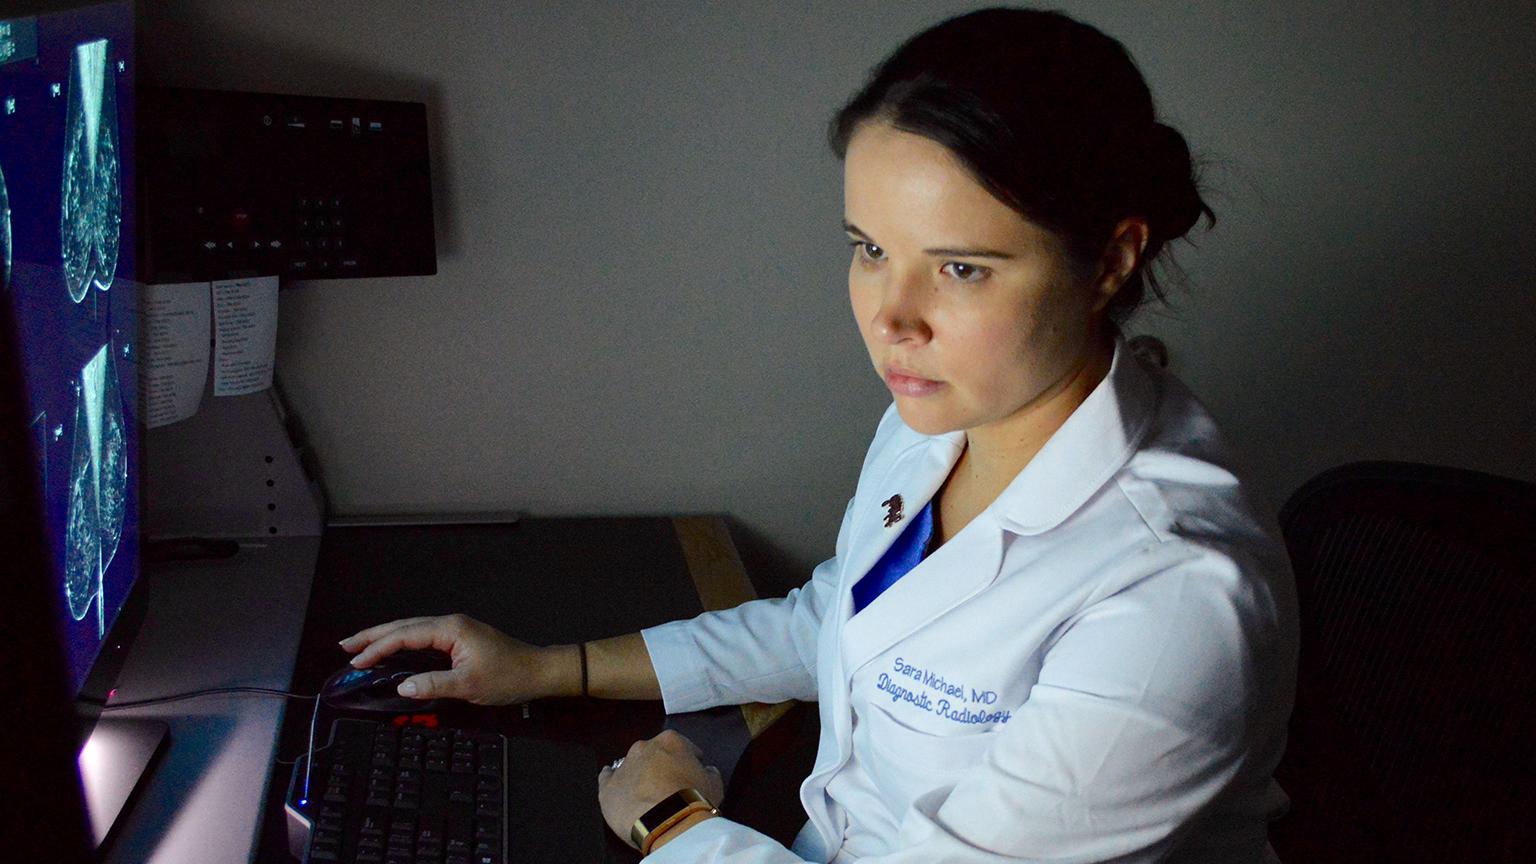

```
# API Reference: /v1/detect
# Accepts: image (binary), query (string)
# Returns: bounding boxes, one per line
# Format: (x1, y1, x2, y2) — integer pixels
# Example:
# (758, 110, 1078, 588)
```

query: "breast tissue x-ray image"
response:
(1, 2, 139, 683)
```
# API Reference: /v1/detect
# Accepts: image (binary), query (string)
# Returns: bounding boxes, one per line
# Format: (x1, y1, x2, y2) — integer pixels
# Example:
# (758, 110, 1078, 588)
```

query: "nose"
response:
(869, 269, 932, 345)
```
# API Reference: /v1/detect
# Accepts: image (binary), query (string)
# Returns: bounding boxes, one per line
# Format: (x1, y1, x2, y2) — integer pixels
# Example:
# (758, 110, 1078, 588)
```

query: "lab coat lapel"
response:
(837, 433, 963, 608)
(840, 515, 1005, 680)
(836, 431, 1005, 680)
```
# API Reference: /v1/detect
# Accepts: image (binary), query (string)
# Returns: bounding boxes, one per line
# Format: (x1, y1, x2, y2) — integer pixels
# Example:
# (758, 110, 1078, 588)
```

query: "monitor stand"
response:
(78, 718, 169, 849)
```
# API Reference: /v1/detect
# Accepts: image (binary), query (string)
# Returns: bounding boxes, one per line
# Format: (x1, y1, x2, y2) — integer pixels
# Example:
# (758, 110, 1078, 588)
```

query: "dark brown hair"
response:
(829, 6, 1217, 325)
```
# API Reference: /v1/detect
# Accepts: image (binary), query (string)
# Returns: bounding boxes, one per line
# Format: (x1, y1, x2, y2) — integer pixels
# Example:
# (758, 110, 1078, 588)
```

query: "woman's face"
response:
(843, 121, 1112, 439)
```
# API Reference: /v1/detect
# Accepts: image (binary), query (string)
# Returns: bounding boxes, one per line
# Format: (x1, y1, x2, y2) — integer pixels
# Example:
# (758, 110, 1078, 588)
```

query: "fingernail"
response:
(350, 656, 363, 666)
(398, 681, 417, 696)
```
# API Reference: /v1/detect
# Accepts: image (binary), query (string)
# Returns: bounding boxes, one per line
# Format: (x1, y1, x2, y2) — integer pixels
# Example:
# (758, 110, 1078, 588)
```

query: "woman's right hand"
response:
(338, 614, 574, 706)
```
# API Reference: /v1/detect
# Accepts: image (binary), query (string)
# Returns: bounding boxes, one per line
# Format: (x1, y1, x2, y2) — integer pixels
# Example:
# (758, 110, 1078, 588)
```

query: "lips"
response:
(883, 364, 944, 396)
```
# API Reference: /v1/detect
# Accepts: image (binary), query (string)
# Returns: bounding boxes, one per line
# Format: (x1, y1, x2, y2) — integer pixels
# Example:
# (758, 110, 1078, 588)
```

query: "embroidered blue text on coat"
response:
(877, 657, 1012, 726)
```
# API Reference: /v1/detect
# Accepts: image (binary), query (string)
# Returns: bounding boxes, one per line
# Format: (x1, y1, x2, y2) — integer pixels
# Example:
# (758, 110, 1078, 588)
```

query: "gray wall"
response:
(138, 1, 1536, 597)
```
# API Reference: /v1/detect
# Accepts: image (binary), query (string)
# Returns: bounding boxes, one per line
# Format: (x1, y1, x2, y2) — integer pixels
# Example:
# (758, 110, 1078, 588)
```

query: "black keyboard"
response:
(285, 718, 506, 864)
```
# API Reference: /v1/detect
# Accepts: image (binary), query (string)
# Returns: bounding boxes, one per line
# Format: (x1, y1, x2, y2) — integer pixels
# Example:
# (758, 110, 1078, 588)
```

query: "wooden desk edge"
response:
(671, 515, 799, 740)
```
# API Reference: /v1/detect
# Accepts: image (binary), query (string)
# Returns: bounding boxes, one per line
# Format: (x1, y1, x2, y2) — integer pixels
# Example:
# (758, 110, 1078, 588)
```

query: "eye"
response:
(942, 261, 989, 283)
(848, 240, 884, 263)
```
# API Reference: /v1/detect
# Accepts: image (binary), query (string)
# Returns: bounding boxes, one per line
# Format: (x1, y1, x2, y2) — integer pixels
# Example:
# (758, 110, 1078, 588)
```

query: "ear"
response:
(1089, 217, 1151, 315)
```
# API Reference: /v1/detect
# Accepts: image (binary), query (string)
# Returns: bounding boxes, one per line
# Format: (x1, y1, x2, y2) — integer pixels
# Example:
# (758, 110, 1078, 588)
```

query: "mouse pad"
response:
(503, 736, 605, 862)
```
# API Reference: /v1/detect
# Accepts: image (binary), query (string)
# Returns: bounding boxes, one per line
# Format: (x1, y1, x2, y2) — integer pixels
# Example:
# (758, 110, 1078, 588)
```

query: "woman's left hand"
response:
(598, 729, 726, 849)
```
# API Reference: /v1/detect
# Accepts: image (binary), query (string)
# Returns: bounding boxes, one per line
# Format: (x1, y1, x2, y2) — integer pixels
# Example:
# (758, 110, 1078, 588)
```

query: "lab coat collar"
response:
(859, 327, 1158, 541)
(835, 329, 1158, 675)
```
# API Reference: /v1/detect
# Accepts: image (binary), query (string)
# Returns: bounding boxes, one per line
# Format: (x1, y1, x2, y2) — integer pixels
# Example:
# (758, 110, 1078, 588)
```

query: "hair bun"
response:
(1141, 122, 1206, 241)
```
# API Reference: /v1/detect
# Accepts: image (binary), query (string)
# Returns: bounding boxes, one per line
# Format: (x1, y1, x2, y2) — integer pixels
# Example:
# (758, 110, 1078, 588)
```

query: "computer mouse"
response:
(320, 649, 454, 713)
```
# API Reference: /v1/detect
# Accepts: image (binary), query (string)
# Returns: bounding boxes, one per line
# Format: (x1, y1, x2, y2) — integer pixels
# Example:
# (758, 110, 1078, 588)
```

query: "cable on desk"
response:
(97, 686, 329, 768)
(295, 694, 322, 796)
(96, 685, 320, 710)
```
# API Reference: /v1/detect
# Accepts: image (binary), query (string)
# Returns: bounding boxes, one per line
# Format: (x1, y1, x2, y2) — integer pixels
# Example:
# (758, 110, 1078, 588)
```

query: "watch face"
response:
(633, 790, 715, 850)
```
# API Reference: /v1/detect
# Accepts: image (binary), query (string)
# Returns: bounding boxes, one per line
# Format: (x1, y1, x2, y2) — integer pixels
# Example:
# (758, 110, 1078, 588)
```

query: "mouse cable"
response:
(97, 686, 320, 710)
(301, 693, 321, 796)
(99, 686, 327, 772)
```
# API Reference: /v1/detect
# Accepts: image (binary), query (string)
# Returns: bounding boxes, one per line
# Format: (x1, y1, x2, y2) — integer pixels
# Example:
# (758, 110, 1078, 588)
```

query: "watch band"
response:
(631, 788, 718, 854)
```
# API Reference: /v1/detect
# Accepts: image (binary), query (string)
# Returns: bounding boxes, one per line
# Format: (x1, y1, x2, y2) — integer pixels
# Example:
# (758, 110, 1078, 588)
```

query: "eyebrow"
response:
(842, 220, 1018, 260)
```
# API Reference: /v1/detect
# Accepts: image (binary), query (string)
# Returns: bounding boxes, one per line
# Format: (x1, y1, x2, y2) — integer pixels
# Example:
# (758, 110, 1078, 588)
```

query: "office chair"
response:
(1267, 460, 1536, 862)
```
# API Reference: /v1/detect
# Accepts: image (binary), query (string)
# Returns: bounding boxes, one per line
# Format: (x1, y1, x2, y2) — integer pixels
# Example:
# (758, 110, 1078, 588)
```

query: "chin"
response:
(892, 400, 961, 437)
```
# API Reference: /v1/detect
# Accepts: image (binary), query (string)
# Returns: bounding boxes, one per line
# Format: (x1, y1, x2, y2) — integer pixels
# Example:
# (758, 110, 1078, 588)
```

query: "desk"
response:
(251, 515, 795, 863)
(101, 537, 321, 864)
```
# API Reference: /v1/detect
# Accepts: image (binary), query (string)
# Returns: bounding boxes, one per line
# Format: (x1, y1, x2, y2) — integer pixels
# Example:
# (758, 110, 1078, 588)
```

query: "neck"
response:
(954, 330, 1115, 491)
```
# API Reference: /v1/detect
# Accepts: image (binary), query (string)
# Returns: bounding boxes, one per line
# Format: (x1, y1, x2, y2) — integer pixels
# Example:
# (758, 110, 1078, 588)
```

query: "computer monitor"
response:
(1, 0, 160, 850)
(0, 214, 95, 864)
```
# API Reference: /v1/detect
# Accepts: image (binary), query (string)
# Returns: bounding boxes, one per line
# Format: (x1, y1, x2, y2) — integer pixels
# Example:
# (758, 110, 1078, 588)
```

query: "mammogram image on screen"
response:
(60, 37, 121, 303)
(3, 0, 139, 691)
(1, 160, 10, 292)
(64, 341, 128, 636)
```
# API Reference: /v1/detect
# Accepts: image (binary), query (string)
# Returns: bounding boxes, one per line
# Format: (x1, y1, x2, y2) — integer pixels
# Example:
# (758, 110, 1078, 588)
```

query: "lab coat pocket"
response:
(857, 700, 1001, 816)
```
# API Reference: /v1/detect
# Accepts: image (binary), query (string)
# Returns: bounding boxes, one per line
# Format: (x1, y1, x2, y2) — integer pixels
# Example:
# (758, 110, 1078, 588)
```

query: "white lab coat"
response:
(641, 330, 1298, 863)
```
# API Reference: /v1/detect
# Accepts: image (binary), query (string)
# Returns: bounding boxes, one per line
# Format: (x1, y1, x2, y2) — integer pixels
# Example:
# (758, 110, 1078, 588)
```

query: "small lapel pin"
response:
(881, 494, 904, 528)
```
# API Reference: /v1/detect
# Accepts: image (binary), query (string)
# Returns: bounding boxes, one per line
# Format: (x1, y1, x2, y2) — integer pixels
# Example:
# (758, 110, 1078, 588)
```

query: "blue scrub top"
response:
(851, 499, 935, 615)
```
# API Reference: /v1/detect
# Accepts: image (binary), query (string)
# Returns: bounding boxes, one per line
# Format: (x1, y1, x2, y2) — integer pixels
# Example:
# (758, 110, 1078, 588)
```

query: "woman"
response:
(342, 7, 1297, 861)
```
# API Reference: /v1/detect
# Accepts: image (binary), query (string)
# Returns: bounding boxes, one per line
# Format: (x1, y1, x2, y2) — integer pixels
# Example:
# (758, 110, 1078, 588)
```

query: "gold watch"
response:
(630, 787, 718, 854)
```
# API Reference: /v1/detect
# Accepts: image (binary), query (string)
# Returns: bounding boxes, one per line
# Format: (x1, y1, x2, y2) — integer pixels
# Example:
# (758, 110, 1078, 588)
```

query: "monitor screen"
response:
(1, 0, 138, 700)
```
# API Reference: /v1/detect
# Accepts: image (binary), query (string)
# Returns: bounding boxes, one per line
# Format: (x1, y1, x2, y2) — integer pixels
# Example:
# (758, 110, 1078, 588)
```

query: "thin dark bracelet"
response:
(579, 641, 589, 697)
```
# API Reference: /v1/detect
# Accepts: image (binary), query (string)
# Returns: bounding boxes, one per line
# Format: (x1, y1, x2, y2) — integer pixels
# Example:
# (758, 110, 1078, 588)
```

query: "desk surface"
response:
(102, 537, 321, 864)
(251, 515, 781, 864)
